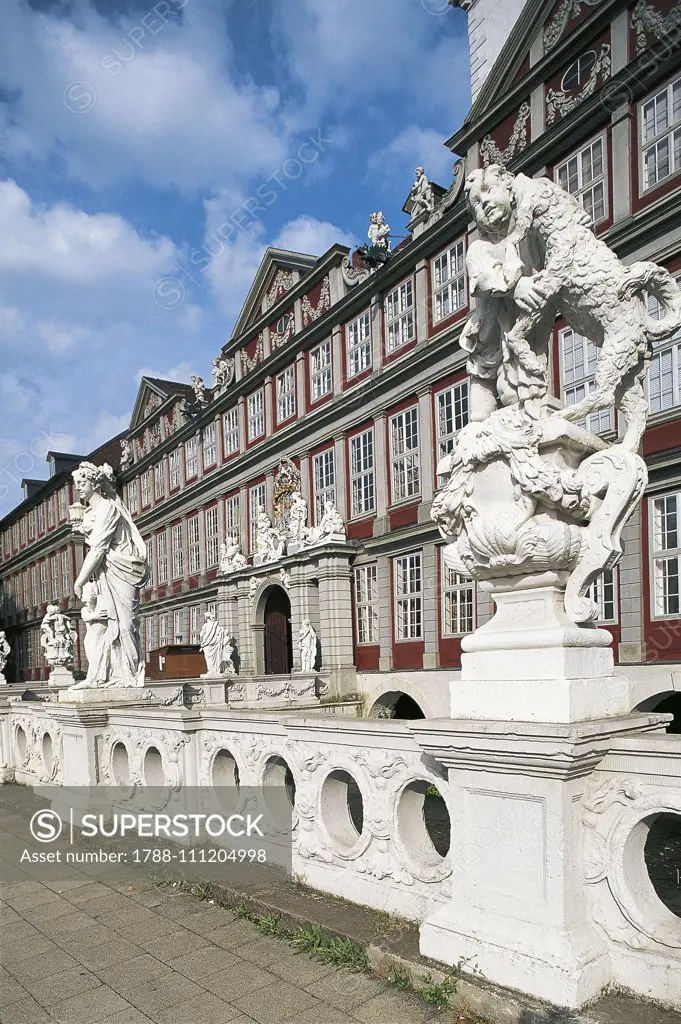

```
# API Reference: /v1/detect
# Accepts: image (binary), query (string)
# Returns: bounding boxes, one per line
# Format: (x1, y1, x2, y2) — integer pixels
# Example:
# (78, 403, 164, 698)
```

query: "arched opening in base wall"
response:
(645, 812, 681, 918)
(633, 692, 681, 733)
(263, 587, 293, 675)
(369, 691, 426, 720)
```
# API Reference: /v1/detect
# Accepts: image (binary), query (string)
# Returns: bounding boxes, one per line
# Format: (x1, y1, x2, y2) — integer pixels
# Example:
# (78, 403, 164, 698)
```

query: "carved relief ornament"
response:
(544, 0, 606, 50)
(302, 277, 331, 326)
(546, 44, 611, 125)
(480, 102, 531, 167)
(632, 0, 681, 55)
(240, 334, 264, 375)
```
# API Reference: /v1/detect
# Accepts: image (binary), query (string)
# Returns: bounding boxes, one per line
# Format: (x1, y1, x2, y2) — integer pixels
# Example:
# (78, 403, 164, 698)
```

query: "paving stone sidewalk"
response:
(0, 803, 472, 1024)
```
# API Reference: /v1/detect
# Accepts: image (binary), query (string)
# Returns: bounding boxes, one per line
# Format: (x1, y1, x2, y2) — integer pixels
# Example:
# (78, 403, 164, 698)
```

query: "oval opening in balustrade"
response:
(644, 812, 681, 919)
(212, 749, 240, 813)
(111, 742, 130, 787)
(321, 769, 364, 852)
(16, 726, 27, 762)
(42, 733, 53, 776)
(262, 755, 296, 831)
(143, 746, 164, 787)
(397, 780, 451, 871)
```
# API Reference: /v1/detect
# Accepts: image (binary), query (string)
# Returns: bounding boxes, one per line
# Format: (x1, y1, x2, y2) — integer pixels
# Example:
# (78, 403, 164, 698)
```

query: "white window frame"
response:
(384, 279, 415, 352)
(173, 608, 184, 644)
(249, 483, 267, 552)
(248, 389, 265, 441)
(640, 74, 681, 193)
(555, 133, 608, 225)
(276, 366, 296, 423)
(159, 613, 170, 647)
(313, 449, 336, 523)
(349, 429, 375, 518)
(187, 515, 201, 575)
(127, 480, 139, 514)
(442, 563, 476, 637)
(141, 470, 152, 506)
(171, 523, 184, 580)
(647, 273, 681, 416)
(432, 239, 467, 324)
(29, 509, 36, 538)
(223, 408, 239, 456)
(185, 436, 198, 479)
(47, 496, 55, 528)
(588, 568, 618, 625)
(390, 407, 421, 503)
(40, 561, 48, 603)
(205, 505, 219, 568)
(169, 449, 181, 489)
(154, 461, 165, 500)
(354, 564, 379, 645)
(37, 503, 45, 534)
(189, 606, 201, 644)
(225, 494, 240, 546)
(346, 310, 372, 379)
(203, 422, 217, 467)
(559, 327, 613, 435)
(157, 530, 168, 585)
(310, 339, 333, 401)
(60, 551, 70, 597)
(394, 553, 423, 641)
(435, 380, 469, 479)
(58, 488, 68, 521)
(650, 490, 681, 619)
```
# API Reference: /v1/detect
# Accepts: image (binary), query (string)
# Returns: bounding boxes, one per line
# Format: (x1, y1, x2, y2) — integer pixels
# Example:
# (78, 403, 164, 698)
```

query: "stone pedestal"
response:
(410, 712, 669, 1008)
(58, 687, 146, 705)
(48, 666, 76, 688)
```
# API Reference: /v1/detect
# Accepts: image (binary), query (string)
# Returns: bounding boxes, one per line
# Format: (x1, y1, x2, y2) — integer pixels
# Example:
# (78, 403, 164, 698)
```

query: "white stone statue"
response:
(191, 375, 208, 406)
(409, 166, 435, 218)
(298, 619, 318, 674)
(212, 355, 234, 391)
(287, 490, 310, 547)
(120, 438, 133, 470)
(219, 536, 248, 574)
(67, 462, 149, 691)
(40, 605, 77, 668)
(368, 211, 391, 251)
(254, 511, 286, 566)
(200, 611, 235, 677)
(432, 164, 681, 625)
(306, 498, 346, 547)
(0, 631, 10, 684)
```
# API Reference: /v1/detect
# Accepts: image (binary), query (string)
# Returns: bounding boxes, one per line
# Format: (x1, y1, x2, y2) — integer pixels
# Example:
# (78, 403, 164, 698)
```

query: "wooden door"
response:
(264, 588, 292, 675)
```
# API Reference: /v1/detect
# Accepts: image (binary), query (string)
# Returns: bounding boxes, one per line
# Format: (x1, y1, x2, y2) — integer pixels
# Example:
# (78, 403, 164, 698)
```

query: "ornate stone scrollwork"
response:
(546, 45, 611, 125)
(544, 0, 605, 49)
(340, 255, 372, 287)
(480, 102, 531, 167)
(302, 278, 331, 326)
(240, 334, 264, 375)
(631, 0, 681, 55)
(265, 269, 295, 311)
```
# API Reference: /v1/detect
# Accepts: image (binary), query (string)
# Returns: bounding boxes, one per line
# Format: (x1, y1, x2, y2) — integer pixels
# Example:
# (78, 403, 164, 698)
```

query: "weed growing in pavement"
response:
(388, 965, 415, 992)
(292, 924, 369, 971)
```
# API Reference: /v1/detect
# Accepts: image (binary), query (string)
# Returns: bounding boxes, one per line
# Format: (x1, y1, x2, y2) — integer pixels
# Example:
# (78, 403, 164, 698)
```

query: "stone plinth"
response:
(58, 687, 146, 705)
(48, 666, 76, 688)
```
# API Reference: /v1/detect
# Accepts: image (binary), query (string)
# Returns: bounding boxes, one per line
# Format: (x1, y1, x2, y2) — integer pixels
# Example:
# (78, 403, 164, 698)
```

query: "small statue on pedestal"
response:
(0, 631, 10, 684)
(298, 619, 318, 674)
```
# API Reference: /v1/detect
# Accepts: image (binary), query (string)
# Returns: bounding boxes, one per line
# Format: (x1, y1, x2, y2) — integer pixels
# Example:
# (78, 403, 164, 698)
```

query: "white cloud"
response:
(135, 361, 196, 384)
(367, 126, 454, 192)
(273, 215, 358, 256)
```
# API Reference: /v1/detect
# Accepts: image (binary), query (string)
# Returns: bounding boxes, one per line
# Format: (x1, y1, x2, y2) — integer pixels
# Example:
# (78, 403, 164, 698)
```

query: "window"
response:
(248, 389, 265, 441)
(189, 606, 201, 644)
(169, 449, 181, 489)
(37, 503, 45, 534)
(647, 275, 681, 414)
(354, 565, 378, 644)
(206, 601, 217, 619)
(346, 311, 372, 378)
(651, 491, 681, 617)
(173, 608, 184, 643)
(432, 240, 466, 324)
(588, 568, 617, 623)
(310, 340, 332, 401)
(556, 136, 607, 224)
(561, 50, 597, 92)
(188, 515, 201, 574)
(205, 506, 219, 568)
(350, 430, 375, 517)
(159, 613, 170, 647)
(60, 551, 70, 596)
(58, 488, 68, 520)
(171, 524, 184, 579)
(146, 536, 154, 587)
(442, 565, 475, 636)
(141, 470, 151, 506)
(31, 565, 38, 606)
(249, 483, 267, 552)
(48, 496, 55, 528)
(29, 509, 36, 538)
(145, 616, 156, 656)
(394, 553, 422, 640)
(276, 367, 296, 422)
(313, 449, 335, 522)
(641, 76, 681, 191)
(20, 517, 26, 545)
(40, 561, 48, 603)
(185, 436, 198, 478)
(390, 408, 420, 502)
(203, 422, 217, 467)
(157, 530, 168, 584)
(223, 408, 239, 456)
(560, 328, 613, 434)
(154, 461, 165, 500)
(385, 280, 415, 352)
(436, 382, 469, 477)
(127, 480, 139, 514)
(225, 494, 240, 545)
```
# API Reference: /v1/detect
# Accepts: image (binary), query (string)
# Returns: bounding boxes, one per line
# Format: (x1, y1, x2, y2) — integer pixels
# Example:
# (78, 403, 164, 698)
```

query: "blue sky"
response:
(0, 0, 470, 516)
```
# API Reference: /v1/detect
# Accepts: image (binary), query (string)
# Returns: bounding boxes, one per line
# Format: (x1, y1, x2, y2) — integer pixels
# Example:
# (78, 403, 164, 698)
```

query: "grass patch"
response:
(232, 899, 255, 919)
(292, 924, 369, 972)
(254, 913, 291, 938)
(388, 965, 414, 992)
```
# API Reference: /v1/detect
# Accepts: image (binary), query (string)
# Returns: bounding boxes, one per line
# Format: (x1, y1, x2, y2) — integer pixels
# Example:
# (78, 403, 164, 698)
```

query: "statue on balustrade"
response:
(200, 611, 235, 677)
(432, 164, 681, 624)
(299, 619, 318, 674)
(253, 511, 286, 566)
(40, 605, 78, 669)
(408, 166, 436, 219)
(67, 461, 149, 689)
(212, 355, 234, 392)
(0, 631, 10, 684)
(219, 536, 248, 574)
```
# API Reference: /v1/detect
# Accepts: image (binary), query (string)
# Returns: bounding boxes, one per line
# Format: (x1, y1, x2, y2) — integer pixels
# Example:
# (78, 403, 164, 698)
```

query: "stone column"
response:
(237, 397, 246, 456)
(422, 542, 439, 670)
(236, 579, 256, 676)
(611, 104, 631, 224)
(316, 547, 357, 694)
(617, 502, 645, 663)
(414, 259, 429, 343)
(295, 352, 307, 419)
(370, 294, 382, 372)
(334, 433, 348, 521)
(332, 325, 343, 395)
(289, 565, 313, 675)
(418, 387, 434, 513)
(373, 411, 388, 535)
(377, 553, 392, 671)
(264, 377, 273, 438)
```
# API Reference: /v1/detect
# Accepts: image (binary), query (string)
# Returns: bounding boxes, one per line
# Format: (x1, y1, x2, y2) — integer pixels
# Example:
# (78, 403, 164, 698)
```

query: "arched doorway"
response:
(263, 587, 293, 675)
(369, 691, 426, 720)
